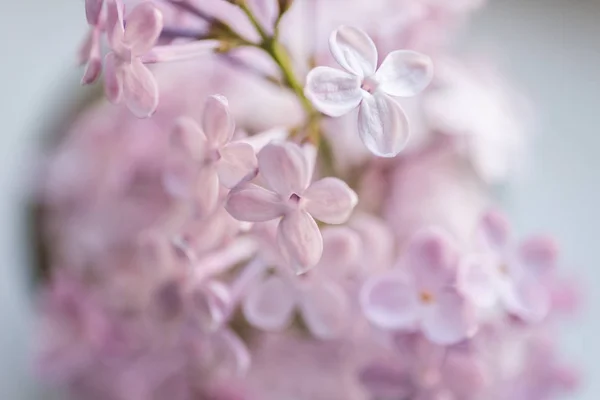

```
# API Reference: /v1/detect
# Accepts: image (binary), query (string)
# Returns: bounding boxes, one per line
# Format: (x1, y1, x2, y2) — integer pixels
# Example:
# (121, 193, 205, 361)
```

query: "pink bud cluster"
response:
(35, 0, 580, 399)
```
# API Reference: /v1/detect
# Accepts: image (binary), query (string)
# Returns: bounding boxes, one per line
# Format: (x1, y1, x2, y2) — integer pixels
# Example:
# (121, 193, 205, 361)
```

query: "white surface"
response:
(0, 0, 598, 399)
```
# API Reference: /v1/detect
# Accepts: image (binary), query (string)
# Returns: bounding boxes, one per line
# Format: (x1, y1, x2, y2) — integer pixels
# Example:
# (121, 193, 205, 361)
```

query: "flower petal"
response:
(305, 66, 362, 117)
(225, 183, 283, 222)
(122, 59, 159, 118)
(478, 210, 511, 252)
(358, 93, 410, 157)
(299, 279, 348, 339)
(304, 177, 358, 224)
(106, 0, 125, 51)
(329, 25, 378, 77)
(502, 277, 550, 323)
(404, 228, 458, 290)
(421, 288, 477, 345)
(217, 142, 258, 188)
(243, 275, 295, 331)
(375, 50, 434, 97)
(318, 227, 361, 275)
(258, 142, 309, 197)
(202, 94, 235, 147)
(277, 211, 323, 274)
(124, 2, 163, 56)
(214, 329, 251, 377)
(85, 0, 104, 25)
(171, 117, 207, 161)
(459, 254, 499, 308)
(518, 235, 558, 277)
(103, 52, 123, 103)
(360, 273, 418, 330)
(193, 167, 220, 216)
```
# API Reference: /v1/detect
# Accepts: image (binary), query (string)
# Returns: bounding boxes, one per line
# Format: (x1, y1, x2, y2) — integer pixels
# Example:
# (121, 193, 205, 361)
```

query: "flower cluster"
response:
(35, 0, 579, 399)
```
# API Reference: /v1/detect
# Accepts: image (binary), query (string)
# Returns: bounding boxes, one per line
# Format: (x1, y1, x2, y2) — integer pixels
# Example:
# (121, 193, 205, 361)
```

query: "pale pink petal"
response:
(518, 235, 558, 277)
(375, 50, 434, 97)
(225, 183, 284, 222)
(459, 254, 498, 308)
(305, 66, 362, 117)
(304, 177, 358, 224)
(329, 25, 378, 77)
(103, 52, 123, 103)
(243, 275, 295, 331)
(85, 0, 104, 25)
(421, 288, 477, 345)
(361, 273, 419, 330)
(277, 211, 323, 274)
(318, 227, 361, 275)
(124, 2, 163, 56)
(163, 155, 196, 198)
(122, 59, 159, 118)
(216, 329, 251, 376)
(190, 280, 231, 331)
(358, 93, 410, 157)
(404, 228, 458, 291)
(258, 142, 309, 197)
(202, 95, 235, 147)
(478, 210, 510, 252)
(217, 142, 258, 188)
(193, 167, 220, 216)
(299, 279, 348, 339)
(81, 57, 102, 85)
(106, 0, 125, 51)
(503, 278, 550, 323)
(171, 117, 207, 161)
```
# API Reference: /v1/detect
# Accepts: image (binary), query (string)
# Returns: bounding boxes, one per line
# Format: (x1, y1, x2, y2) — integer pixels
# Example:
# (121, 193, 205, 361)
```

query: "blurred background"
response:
(0, 0, 598, 398)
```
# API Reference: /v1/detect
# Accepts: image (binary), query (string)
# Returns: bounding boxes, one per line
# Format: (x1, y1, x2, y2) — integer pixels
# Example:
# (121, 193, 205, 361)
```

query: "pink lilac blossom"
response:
(34, 0, 581, 399)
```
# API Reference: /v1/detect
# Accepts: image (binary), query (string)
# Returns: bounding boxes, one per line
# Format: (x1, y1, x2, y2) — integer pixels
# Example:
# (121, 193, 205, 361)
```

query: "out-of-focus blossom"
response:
(305, 25, 434, 157)
(460, 210, 556, 323)
(225, 142, 358, 273)
(165, 95, 258, 215)
(361, 228, 477, 345)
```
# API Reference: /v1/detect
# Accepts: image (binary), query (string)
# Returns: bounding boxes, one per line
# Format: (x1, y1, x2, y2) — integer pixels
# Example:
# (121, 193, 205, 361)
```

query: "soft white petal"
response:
(358, 93, 410, 157)
(299, 279, 349, 339)
(171, 117, 207, 161)
(243, 275, 295, 331)
(217, 142, 258, 188)
(202, 94, 235, 146)
(106, 0, 126, 52)
(360, 273, 419, 330)
(459, 254, 499, 308)
(215, 329, 251, 377)
(103, 52, 123, 104)
(304, 177, 358, 224)
(305, 66, 362, 117)
(122, 59, 159, 118)
(329, 25, 378, 77)
(501, 277, 550, 323)
(375, 50, 434, 97)
(124, 2, 163, 56)
(421, 288, 477, 345)
(225, 183, 284, 222)
(258, 142, 310, 197)
(277, 211, 323, 274)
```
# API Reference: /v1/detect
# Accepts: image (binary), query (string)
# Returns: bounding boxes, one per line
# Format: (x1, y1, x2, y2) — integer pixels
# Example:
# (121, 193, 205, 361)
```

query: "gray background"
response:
(0, 0, 597, 398)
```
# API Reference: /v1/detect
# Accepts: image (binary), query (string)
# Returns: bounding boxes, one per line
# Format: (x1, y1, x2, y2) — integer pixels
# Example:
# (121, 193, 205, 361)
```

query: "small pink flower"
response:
(460, 210, 556, 323)
(165, 95, 258, 215)
(305, 25, 434, 157)
(104, 0, 164, 118)
(225, 142, 358, 273)
(242, 227, 359, 338)
(361, 228, 477, 345)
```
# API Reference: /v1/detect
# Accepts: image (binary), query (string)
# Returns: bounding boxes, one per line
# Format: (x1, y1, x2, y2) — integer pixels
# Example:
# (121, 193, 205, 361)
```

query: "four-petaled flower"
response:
(243, 227, 360, 338)
(225, 142, 358, 273)
(104, 0, 164, 118)
(361, 228, 477, 345)
(460, 210, 556, 323)
(166, 95, 258, 215)
(305, 25, 434, 158)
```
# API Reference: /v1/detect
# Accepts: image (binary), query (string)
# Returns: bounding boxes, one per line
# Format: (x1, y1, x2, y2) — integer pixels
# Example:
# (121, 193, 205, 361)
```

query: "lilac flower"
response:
(165, 95, 258, 215)
(104, 0, 164, 117)
(305, 25, 434, 157)
(361, 228, 477, 345)
(460, 210, 556, 323)
(242, 227, 360, 338)
(225, 142, 358, 273)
